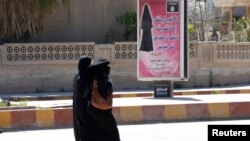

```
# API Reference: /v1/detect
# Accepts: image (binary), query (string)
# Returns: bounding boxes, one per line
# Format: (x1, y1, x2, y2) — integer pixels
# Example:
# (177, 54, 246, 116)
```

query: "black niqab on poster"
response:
(139, 4, 153, 52)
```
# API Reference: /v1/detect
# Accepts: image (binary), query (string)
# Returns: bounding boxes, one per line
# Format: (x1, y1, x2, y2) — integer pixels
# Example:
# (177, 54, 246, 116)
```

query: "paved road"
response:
(1, 119, 250, 141)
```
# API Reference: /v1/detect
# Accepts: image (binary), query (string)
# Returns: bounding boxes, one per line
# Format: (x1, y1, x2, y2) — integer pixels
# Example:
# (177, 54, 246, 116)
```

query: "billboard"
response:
(137, 0, 188, 81)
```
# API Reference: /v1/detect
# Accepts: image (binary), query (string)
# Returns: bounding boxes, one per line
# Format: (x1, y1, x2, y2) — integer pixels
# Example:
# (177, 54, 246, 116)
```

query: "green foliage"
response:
(234, 16, 250, 42)
(188, 23, 195, 34)
(0, 99, 27, 108)
(104, 28, 117, 43)
(116, 11, 137, 41)
(188, 23, 197, 40)
(234, 16, 248, 31)
(62, 0, 70, 7)
(104, 11, 137, 42)
(0, 101, 6, 107)
(248, 30, 250, 42)
(0, 100, 10, 107)
(0, 0, 70, 42)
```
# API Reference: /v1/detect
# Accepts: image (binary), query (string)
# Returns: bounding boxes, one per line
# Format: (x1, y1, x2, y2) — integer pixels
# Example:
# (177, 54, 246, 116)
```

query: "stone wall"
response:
(187, 42, 250, 88)
(1, 42, 250, 94)
(0, 42, 151, 94)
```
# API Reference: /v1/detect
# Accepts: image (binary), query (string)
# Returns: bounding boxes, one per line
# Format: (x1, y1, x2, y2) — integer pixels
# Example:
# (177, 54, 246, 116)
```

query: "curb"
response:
(2, 88, 250, 101)
(1, 101, 250, 130)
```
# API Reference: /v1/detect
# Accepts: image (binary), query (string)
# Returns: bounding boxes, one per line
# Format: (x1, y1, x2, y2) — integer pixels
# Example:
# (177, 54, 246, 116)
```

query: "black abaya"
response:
(140, 4, 153, 52)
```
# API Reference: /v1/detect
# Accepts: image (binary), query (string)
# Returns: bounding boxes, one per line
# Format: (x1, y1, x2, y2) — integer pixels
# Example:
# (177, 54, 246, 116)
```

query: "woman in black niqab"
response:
(139, 4, 154, 52)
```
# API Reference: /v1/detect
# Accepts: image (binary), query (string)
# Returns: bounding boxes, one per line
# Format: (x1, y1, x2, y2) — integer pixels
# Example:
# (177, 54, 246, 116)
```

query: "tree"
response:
(104, 11, 137, 43)
(116, 11, 137, 41)
(188, 0, 208, 41)
(188, 0, 222, 41)
(0, 0, 69, 42)
(233, 16, 250, 42)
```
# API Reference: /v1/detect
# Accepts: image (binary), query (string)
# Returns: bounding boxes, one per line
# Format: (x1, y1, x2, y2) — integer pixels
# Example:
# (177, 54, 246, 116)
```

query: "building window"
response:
(233, 7, 246, 21)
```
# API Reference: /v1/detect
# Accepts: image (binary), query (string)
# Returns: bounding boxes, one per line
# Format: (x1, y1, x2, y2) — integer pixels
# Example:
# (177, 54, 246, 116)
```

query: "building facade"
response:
(30, 0, 136, 43)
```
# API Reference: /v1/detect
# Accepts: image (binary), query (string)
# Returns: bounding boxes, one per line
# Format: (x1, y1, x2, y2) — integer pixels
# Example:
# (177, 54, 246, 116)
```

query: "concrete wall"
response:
(186, 42, 250, 88)
(0, 44, 78, 93)
(0, 42, 153, 94)
(1, 42, 250, 94)
(30, 0, 136, 43)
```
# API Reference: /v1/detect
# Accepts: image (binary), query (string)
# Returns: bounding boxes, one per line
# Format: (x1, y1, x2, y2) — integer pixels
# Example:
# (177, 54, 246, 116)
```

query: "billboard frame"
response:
(137, 0, 188, 81)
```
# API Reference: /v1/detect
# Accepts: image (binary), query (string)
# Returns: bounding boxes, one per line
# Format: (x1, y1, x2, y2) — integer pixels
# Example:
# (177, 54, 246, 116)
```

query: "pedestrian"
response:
(73, 56, 92, 141)
(73, 57, 120, 141)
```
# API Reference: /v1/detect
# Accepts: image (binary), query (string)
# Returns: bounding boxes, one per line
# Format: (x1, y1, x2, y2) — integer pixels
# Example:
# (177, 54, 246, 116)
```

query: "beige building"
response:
(30, 0, 136, 43)
(31, 0, 250, 43)
(213, 0, 250, 18)
(212, 0, 250, 32)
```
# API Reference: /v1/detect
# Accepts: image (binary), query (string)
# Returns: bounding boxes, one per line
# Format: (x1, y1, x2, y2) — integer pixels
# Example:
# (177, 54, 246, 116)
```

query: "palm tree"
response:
(0, 0, 69, 42)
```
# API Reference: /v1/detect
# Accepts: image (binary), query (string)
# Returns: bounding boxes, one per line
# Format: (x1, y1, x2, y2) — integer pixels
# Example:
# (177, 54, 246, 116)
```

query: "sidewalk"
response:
(1, 84, 250, 101)
(1, 85, 250, 130)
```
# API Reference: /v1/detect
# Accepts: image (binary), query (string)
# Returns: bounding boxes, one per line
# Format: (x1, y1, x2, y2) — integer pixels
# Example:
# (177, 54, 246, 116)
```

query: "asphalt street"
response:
(1, 119, 250, 141)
